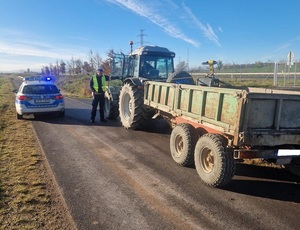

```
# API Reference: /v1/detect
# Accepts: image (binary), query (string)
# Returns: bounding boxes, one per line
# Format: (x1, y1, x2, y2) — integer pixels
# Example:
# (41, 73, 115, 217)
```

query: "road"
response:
(28, 96, 300, 230)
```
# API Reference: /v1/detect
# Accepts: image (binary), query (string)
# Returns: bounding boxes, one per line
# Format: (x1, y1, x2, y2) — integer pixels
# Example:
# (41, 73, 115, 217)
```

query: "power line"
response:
(136, 29, 148, 46)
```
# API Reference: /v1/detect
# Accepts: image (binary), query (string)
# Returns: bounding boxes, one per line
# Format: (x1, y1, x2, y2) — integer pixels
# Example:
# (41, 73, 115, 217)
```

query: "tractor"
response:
(105, 44, 194, 121)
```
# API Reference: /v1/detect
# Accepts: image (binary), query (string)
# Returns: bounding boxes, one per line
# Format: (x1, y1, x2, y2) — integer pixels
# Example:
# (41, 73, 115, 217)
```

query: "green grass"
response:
(220, 77, 300, 88)
(56, 74, 122, 98)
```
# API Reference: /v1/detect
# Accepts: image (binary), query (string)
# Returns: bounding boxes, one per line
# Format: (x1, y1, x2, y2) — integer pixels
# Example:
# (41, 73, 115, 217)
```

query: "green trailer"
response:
(119, 80, 300, 187)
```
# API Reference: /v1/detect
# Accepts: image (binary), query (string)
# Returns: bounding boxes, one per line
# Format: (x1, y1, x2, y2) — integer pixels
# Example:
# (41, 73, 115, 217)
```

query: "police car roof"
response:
(23, 76, 55, 85)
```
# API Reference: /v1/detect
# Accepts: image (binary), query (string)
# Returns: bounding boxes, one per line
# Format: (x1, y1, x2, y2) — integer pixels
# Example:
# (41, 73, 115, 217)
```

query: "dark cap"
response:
(97, 68, 103, 72)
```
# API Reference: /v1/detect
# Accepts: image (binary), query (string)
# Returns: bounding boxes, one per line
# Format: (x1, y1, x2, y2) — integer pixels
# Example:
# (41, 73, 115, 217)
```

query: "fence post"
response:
(274, 62, 278, 86)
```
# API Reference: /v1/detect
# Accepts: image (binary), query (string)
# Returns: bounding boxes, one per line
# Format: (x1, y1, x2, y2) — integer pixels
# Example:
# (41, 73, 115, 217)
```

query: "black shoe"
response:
(100, 119, 107, 123)
(90, 119, 95, 123)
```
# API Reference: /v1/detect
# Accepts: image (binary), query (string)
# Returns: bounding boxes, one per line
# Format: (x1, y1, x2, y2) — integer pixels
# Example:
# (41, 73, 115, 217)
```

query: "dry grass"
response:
(0, 77, 75, 229)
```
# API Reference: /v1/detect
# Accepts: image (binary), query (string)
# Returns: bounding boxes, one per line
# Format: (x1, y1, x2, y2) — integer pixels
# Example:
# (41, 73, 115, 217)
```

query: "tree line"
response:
(41, 49, 113, 76)
(40, 49, 299, 76)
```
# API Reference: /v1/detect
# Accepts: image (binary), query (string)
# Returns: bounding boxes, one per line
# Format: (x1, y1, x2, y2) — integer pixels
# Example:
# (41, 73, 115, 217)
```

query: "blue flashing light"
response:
(23, 76, 53, 82)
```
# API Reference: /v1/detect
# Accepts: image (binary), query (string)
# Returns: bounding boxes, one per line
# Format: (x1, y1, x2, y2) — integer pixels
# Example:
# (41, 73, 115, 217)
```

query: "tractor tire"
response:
(166, 71, 194, 85)
(194, 133, 235, 187)
(104, 86, 119, 120)
(119, 82, 148, 129)
(170, 123, 198, 167)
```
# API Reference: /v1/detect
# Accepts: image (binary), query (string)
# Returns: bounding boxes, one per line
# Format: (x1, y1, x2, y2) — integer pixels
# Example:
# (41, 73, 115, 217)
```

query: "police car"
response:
(14, 76, 65, 119)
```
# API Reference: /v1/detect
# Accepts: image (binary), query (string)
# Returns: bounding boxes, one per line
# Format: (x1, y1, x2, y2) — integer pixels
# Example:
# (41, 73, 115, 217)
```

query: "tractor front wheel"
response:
(119, 82, 148, 129)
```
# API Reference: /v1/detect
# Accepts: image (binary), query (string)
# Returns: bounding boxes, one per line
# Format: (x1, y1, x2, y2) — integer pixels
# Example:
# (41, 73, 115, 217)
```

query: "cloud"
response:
(0, 30, 89, 71)
(0, 34, 87, 61)
(181, 3, 221, 47)
(275, 36, 300, 53)
(104, 0, 199, 47)
(0, 27, 89, 60)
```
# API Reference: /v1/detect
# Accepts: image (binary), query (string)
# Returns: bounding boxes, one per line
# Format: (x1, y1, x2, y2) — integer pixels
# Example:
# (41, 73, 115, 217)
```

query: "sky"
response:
(0, 0, 299, 72)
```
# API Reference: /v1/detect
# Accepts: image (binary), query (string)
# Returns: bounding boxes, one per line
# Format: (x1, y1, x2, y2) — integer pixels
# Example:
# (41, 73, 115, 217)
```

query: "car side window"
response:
(23, 86, 34, 94)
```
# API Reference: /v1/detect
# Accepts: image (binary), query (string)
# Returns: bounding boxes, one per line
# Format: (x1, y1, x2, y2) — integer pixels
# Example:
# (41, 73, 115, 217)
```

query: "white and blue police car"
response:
(14, 76, 65, 119)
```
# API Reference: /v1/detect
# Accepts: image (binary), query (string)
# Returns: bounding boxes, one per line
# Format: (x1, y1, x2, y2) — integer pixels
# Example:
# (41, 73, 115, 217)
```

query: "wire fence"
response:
(191, 62, 300, 87)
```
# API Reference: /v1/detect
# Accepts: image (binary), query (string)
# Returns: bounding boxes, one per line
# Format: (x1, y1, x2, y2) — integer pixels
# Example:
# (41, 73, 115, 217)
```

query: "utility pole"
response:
(187, 49, 189, 71)
(137, 29, 148, 46)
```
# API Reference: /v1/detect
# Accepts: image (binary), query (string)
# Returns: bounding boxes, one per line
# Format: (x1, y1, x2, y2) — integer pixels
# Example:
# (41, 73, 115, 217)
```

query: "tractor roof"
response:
(131, 46, 175, 57)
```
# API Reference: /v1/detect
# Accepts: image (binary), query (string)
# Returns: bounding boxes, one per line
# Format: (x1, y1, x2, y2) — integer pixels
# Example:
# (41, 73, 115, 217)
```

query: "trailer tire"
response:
(170, 123, 197, 167)
(166, 71, 194, 85)
(119, 82, 148, 129)
(286, 158, 300, 177)
(194, 134, 235, 187)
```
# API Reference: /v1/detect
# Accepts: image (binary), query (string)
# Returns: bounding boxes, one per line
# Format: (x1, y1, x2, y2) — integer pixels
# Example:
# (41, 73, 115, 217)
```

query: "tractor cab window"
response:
(139, 56, 174, 79)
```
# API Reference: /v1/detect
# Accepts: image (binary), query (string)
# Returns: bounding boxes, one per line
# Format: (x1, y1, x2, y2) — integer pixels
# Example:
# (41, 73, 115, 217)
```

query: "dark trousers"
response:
(91, 93, 105, 121)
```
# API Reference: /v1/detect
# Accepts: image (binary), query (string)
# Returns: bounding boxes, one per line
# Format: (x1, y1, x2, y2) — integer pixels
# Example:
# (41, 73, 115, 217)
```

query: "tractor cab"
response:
(110, 45, 175, 82)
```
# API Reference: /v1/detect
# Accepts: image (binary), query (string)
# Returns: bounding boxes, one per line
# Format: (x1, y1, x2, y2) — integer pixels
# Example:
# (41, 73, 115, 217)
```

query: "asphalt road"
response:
(28, 97, 300, 230)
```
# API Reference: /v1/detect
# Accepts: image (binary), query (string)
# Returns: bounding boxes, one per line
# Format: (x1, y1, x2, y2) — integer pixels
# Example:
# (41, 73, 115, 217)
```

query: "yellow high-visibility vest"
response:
(92, 75, 106, 92)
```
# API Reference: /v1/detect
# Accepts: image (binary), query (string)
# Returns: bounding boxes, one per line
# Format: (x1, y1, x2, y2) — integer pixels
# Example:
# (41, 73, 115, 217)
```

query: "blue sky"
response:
(0, 0, 299, 72)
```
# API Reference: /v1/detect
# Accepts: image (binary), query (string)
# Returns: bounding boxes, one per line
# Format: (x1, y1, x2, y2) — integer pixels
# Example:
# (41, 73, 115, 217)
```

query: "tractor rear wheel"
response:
(166, 71, 194, 85)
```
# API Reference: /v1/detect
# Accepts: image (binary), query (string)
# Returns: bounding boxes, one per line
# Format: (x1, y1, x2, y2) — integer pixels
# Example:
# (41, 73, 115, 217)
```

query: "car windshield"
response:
(23, 85, 59, 94)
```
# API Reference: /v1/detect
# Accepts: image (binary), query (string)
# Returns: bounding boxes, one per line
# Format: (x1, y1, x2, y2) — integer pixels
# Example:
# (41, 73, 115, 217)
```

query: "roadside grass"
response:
(0, 77, 74, 229)
(221, 77, 300, 88)
(56, 74, 91, 98)
(55, 74, 122, 98)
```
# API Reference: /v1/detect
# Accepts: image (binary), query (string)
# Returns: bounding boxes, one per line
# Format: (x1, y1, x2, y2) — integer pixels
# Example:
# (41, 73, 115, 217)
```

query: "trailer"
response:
(118, 80, 300, 187)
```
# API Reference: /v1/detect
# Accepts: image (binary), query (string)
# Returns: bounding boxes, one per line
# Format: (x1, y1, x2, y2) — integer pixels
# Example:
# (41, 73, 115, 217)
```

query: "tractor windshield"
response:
(139, 55, 174, 80)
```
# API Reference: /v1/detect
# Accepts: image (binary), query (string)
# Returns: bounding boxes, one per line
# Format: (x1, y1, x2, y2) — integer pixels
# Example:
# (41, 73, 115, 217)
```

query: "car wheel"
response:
(16, 113, 23, 119)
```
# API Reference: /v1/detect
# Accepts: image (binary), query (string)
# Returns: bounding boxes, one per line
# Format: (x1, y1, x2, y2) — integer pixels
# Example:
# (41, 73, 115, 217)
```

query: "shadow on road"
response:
(224, 163, 300, 203)
(26, 108, 173, 134)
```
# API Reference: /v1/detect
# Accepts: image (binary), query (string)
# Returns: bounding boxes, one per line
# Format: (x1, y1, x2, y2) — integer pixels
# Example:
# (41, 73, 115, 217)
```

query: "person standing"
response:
(90, 68, 107, 123)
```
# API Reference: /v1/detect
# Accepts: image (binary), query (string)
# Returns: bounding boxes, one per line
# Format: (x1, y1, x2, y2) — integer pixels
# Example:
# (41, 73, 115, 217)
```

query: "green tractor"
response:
(106, 45, 194, 126)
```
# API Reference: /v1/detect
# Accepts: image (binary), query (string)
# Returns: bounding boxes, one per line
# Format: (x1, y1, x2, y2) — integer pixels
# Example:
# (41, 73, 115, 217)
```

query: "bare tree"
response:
(68, 56, 76, 75)
(82, 61, 92, 74)
(74, 58, 83, 74)
(88, 50, 102, 72)
(60, 60, 66, 74)
(175, 61, 188, 72)
(88, 50, 95, 71)
(217, 60, 223, 70)
(66, 60, 74, 75)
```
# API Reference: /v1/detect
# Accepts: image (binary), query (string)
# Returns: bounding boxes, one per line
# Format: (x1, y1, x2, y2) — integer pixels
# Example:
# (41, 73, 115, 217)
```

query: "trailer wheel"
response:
(170, 123, 197, 167)
(286, 158, 300, 177)
(194, 134, 235, 187)
(119, 82, 148, 129)
(166, 71, 194, 85)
